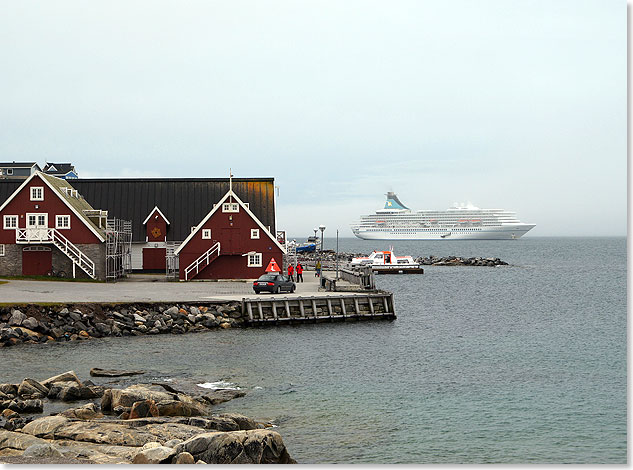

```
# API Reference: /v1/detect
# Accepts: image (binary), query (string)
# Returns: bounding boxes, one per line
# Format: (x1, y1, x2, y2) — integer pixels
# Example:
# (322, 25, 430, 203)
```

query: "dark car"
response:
(253, 273, 296, 294)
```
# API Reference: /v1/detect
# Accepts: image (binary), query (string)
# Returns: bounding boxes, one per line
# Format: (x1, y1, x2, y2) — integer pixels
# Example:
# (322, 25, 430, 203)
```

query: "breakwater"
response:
(297, 251, 509, 268)
(0, 302, 243, 348)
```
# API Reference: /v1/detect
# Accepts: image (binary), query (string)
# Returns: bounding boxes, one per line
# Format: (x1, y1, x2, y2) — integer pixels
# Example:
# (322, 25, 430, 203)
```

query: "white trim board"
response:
(142, 206, 171, 225)
(175, 189, 286, 255)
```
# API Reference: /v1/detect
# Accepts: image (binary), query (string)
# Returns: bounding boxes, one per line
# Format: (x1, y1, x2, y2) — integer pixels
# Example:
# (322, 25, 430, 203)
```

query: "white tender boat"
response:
(350, 249, 424, 274)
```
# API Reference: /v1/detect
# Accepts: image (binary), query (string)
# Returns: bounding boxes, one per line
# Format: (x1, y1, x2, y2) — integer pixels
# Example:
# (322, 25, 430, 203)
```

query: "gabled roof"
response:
(142, 206, 170, 225)
(0, 162, 40, 169)
(0, 172, 106, 242)
(43, 163, 75, 174)
(175, 189, 286, 255)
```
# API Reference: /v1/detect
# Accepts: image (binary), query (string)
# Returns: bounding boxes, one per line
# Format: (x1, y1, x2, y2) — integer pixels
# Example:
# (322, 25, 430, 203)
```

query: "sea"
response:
(1, 237, 627, 464)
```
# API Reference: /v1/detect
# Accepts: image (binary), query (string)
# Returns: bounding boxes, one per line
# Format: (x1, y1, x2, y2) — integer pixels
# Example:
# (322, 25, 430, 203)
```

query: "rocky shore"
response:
(0, 302, 243, 348)
(0, 370, 295, 464)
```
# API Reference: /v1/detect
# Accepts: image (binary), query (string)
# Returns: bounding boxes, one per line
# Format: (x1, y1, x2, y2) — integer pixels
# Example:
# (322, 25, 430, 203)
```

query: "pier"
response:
(242, 292, 396, 325)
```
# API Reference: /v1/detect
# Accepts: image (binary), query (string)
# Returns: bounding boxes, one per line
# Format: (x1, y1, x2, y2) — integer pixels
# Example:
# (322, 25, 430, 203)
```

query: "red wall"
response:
(0, 175, 101, 245)
(145, 209, 167, 242)
(179, 202, 283, 280)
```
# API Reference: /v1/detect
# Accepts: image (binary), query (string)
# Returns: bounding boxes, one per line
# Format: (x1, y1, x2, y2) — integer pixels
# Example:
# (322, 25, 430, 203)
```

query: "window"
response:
(222, 202, 239, 213)
(202, 229, 212, 239)
(56, 215, 71, 229)
(191, 226, 197, 233)
(30, 186, 44, 201)
(7, 169, 13, 176)
(3, 215, 17, 229)
(250, 229, 260, 239)
(0, 245, 4, 256)
(248, 253, 262, 267)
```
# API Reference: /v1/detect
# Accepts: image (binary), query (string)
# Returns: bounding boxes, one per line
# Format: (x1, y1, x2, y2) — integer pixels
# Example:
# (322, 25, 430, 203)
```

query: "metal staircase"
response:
(16, 228, 96, 279)
(184, 241, 221, 281)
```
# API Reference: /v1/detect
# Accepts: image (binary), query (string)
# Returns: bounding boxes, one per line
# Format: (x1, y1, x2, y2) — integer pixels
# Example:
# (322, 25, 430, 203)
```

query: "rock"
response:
(196, 460, 207, 464)
(0, 428, 48, 450)
(0, 384, 17, 396)
(164, 438, 183, 448)
(40, 371, 81, 388)
(201, 389, 246, 405)
(90, 368, 145, 377)
(23, 442, 65, 459)
(59, 403, 103, 420)
(102, 385, 174, 410)
(48, 381, 98, 401)
(7, 399, 43, 414)
(68, 311, 82, 322)
(58, 307, 69, 316)
(174, 429, 295, 464)
(1, 409, 18, 419)
(8, 310, 26, 326)
(164, 306, 180, 318)
(94, 323, 111, 335)
(17, 378, 49, 398)
(156, 400, 207, 418)
(173, 451, 196, 464)
(21, 317, 39, 330)
(187, 417, 239, 432)
(216, 413, 258, 430)
(133, 313, 146, 323)
(129, 399, 159, 419)
(219, 322, 231, 329)
(21, 415, 69, 438)
(132, 445, 177, 464)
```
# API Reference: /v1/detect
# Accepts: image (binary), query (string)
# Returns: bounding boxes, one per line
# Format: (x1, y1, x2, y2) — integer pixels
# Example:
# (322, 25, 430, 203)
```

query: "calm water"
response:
(1, 237, 626, 464)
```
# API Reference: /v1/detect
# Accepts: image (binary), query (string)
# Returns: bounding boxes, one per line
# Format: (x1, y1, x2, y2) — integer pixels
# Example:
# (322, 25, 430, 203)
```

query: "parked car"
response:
(253, 273, 296, 294)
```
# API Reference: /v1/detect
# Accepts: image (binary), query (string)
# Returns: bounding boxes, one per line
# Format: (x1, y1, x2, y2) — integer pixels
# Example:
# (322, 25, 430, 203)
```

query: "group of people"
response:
(286, 261, 323, 282)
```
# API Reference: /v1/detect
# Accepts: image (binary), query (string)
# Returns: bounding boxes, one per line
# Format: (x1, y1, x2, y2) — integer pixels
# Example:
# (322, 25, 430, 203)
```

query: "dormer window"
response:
(222, 202, 239, 213)
(30, 186, 44, 201)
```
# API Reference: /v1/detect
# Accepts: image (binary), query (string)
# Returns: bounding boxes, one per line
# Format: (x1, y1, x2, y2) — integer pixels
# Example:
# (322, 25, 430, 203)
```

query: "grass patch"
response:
(0, 275, 103, 283)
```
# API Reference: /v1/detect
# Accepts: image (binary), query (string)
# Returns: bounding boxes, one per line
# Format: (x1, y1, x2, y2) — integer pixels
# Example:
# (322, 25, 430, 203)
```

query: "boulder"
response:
(21, 415, 69, 438)
(21, 317, 39, 330)
(0, 384, 17, 396)
(173, 451, 196, 464)
(216, 413, 258, 431)
(48, 381, 98, 401)
(23, 442, 65, 459)
(174, 429, 295, 464)
(7, 399, 43, 413)
(40, 371, 81, 388)
(129, 399, 159, 419)
(59, 403, 104, 420)
(8, 310, 26, 327)
(187, 416, 239, 432)
(201, 389, 246, 405)
(156, 400, 207, 418)
(132, 445, 177, 464)
(17, 378, 49, 398)
(0, 429, 47, 451)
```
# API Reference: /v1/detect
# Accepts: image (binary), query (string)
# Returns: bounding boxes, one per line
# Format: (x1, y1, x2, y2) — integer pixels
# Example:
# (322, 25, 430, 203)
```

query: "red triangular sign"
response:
(265, 258, 281, 272)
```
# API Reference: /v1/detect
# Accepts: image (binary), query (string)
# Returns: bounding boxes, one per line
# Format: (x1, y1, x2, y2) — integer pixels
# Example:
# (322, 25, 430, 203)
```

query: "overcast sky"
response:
(1, 0, 626, 237)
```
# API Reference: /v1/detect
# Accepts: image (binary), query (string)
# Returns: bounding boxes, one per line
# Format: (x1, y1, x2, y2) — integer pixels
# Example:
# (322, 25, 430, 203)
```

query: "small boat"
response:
(350, 248, 424, 274)
(290, 236, 321, 253)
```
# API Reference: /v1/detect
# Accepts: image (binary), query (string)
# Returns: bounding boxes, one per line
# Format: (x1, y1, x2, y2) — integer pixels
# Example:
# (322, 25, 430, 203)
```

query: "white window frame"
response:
(202, 229, 212, 239)
(250, 228, 260, 239)
(30, 186, 44, 201)
(247, 253, 262, 267)
(6, 168, 13, 176)
(0, 244, 4, 256)
(55, 215, 71, 229)
(3, 215, 18, 229)
(26, 213, 48, 228)
(222, 202, 239, 213)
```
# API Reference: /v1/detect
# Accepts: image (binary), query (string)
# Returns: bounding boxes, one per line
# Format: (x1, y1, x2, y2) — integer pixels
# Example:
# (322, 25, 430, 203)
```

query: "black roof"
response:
(0, 162, 40, 168)
(43, 163, 75, 174)
(0, 177, 276, 242)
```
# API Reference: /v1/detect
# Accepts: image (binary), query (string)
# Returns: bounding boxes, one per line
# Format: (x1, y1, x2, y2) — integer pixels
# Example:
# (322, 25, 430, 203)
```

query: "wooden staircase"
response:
(184, 241, 221, 281)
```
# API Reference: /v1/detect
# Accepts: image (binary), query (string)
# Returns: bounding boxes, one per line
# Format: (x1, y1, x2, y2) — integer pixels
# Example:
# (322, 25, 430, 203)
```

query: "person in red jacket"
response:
(295, 263, 304, 282)
(287, 264, 294, 282)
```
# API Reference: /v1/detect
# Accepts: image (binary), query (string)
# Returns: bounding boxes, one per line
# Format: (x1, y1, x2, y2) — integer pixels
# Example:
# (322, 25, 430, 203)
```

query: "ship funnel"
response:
(384, 192, 410, 210)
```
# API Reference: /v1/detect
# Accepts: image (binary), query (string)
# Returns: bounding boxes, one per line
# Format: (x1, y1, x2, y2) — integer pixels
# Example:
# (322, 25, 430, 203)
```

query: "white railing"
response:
(185, 242, 220, 281)
(16, 228, 96, 279)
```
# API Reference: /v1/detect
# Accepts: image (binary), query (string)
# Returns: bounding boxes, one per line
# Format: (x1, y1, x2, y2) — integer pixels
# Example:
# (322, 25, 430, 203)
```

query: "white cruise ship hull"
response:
(352, 224, 536, 240)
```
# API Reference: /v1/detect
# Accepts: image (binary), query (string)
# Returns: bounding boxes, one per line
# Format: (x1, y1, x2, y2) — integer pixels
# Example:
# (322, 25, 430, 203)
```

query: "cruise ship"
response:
(351, 193, 535, 240)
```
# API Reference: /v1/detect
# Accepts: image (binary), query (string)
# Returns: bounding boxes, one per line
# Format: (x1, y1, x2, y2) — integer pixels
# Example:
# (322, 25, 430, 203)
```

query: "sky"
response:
(0, 0, 626, 237)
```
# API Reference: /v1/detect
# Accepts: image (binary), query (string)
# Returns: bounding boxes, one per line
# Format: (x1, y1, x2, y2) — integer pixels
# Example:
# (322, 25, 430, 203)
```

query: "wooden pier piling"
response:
(241, 293, 396, 325)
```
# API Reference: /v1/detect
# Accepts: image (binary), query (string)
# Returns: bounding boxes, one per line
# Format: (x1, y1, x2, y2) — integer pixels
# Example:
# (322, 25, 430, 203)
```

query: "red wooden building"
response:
(175, 187, 285, 280)
(141, 206, 170, 271)
(0, 172, 110, 279)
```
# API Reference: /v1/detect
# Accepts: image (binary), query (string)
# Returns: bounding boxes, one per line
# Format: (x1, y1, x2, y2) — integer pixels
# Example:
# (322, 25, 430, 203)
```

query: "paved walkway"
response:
(0, 271, 360, 304)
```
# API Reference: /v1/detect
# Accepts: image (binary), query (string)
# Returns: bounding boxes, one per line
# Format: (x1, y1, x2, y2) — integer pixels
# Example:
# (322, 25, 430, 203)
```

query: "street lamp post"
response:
(319, 224, 326, 275)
